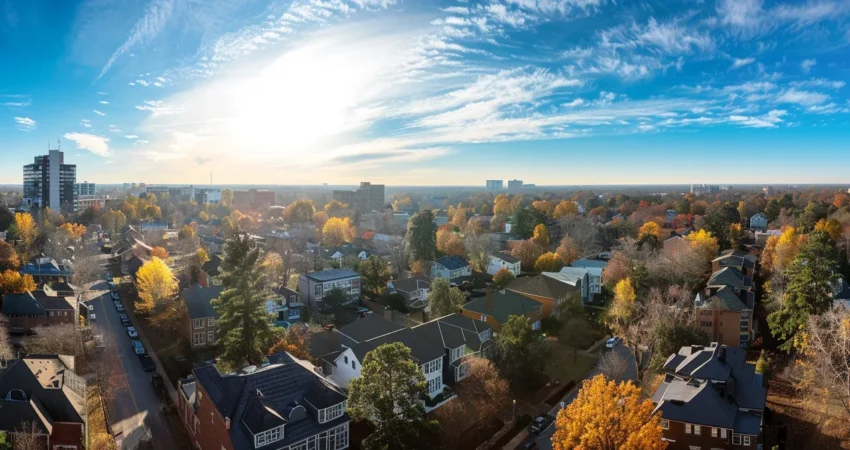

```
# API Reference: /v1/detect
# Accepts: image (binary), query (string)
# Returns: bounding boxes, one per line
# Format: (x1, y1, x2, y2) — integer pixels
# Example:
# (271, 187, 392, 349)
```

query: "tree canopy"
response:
(511, 207, 547, 240)
(359, 255, 390, 298)
(134, 257, 177, 316)
(427, 278, 465, 318)
(407, 210, 437, 262)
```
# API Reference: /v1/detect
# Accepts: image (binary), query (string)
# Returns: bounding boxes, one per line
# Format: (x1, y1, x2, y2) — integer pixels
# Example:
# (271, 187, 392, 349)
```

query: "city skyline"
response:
(2, 0, 850, 185)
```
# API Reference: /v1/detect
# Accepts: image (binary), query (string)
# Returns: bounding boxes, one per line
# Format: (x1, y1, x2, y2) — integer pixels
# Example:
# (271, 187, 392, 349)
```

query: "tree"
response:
(609, 278, 637, 331)
(13, 213, 37, 263)
(555, 236, 580, 266)
(553, 200, 579, 218)
(268, 323, 318, 362)
(801, 308, 850, 419)
(511, 207, 547, 239)
(491, 315, 548, 384)
(178, 224, 196, 241)
(0, 205, 13, 232)
(213, 233, 283, 369)
(407, 210, 438, 262)
(532, 200, 554, 218)
(532, 223, 550, 248)
(283, 199, 315, 224)
(492, 268, 515, 290)
(348, 343, 439, 450)
(22, 323, 87, 362)
(701, 202, 741, 249)
(649, 322, 709, 370)
(728, 223, 743, 250)
(814, 218, 842, 241)
(0, 241, 19, 271)
(436, 229, 465, 256)
(10, 421, 47, 450)
(0, 318, 13, 362)
(359, 256, 390, 298)
(150, 246, 169, 260)
(464, 233, 491, 273)
(220, 188, 233, 207)
(511, 239, 543, 272)
(324, 200, 348, 217)
(427, 278, 465, 318)
(534, 252, 563, 272)
(134, 257, 177, 316)
(684, 228, 719, 265)
(101, 209, 127, 235)
(493, 195, 512, 216)
(58, 222, 86, 241)
(387, 236, 410, 276)
(0, 271, 36, 296)
(638, 221, 662, 241)
(189, 248, 210, 283)
(551, 374, 666, 450)
(768, 230, 839, 351)
(322, 217, 355, 246)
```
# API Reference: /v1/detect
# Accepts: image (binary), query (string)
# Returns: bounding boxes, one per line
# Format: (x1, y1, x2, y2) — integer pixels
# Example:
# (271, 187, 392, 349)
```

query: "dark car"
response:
(528, 414, 555, 435)
(110, 291, 120, 300)
(119, 314, 131, 326)
(520, 438, 539, 450)
(138, 354, 156, 372)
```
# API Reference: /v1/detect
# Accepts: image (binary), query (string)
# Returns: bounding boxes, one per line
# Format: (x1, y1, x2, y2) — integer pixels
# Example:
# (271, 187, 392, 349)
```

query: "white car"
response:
(127, 327, 138, 338)
(132, 340, 146, 355)
(606, 337, 621, 349)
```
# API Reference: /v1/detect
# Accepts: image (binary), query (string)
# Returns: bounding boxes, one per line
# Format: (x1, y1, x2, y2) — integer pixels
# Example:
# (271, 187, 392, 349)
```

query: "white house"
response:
(431, 256, 472, 282)
(569, 258, 607, 297)
(297, 269, 361, 309)
(487, 253, 521, 276)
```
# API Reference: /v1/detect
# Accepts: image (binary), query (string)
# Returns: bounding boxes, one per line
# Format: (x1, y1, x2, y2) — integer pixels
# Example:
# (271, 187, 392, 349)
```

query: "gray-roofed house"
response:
(297, 269, 361, 310)
(177, 352, 350, 450)
(430, 256, 472, 283)
(652, 342, 766, 450)
(487, 253, 521, 276)
(183, 284, 223, 348)
(712, 250, 758, 277)
(387, 275, 430, 309)
(695, 266, 756, 349)
(411, 313, 494, 384)
(1, 290, 77, 333)
(461, 289, 544, 332)
(199, 253, 223, 288)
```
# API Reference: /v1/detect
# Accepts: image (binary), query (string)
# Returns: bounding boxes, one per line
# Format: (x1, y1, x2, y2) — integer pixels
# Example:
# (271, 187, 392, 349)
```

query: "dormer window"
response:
(318, 401, 346, 423)
(254, 425, 283, 447)
(479, 329, 490, 341)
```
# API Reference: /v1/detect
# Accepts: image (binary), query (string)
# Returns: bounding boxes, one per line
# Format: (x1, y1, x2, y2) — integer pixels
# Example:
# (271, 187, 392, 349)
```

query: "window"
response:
(479, 329, 490, 341)
(423, 359, 441, 374)
(192, 319, 204, 329)
(732, 434, 741, 445)
(315, 283, 323, 298)
(254, 426, 282, 447)
(427, 375, 442, 394)
(685, 423, 692, 434)
(743, 436, 751, 445)
(740, 319, 749, 332)
(711, 427, 718, 437)
(480, 315, 487, 322)
(688, 447, 700, 450)
(700, 321, 712, 327)
(207, 331, 215, 344)
(694, 425, 701, 436)
(351, 359, 355, 370)
(533, 305, 542, 314)
(451, 346, 464, 362)
(207, 318, 215, 327)
(720, 429, 727, 439)
(660, 419, 669, 430)
(192, 332, 206, 346)
(344, 355, 348, 364)
(318, 401, 346, 423)
(327, 422, 349, 450)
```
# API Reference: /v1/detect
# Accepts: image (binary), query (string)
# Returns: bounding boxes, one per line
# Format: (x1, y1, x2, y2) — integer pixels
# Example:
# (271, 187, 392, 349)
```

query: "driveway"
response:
(533, 343, 638, 450)
(84, 283, 177, 449)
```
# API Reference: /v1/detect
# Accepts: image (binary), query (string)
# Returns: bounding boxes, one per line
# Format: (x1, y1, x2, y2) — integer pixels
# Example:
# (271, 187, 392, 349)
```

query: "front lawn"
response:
(544, 341, 598, 386)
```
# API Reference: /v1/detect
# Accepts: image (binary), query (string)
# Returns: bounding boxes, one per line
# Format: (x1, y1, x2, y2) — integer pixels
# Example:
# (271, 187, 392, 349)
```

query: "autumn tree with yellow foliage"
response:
(762, 227, 802, 274)
(638, 221, 662, 241)
(59, 223, 86, 241)
(552, 374, 666, 450)
(685, 229, 719, 265)
(135, 257, 177, 316)
(322, 217, 355, 246)
(534, 252, 563, 272)
(814, 218, 842, 242)
(553, 200, 579, 218)
(532, 200, 554, 218)
(14, 212, 38, 263)
(609, 278, 637, 330)
(0, 270, 37, 295)
(493, 194, 512, 216)
(436, 229, 465, 256)
(532, 223, 550, 248)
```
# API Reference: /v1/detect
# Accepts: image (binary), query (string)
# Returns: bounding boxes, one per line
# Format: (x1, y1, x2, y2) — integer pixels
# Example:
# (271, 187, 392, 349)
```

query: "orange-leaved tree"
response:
(814, 218, 842, 242)
(59, 223, 87, 241)
(135, 257, 177, 315)
(637, 221, 662, 241)
(0, 270, 37, 295)
(552, 374, 666, 450)
(150, 246, 169, 259)
(269, 324, 317, 362)
(492, 267, 516, 290)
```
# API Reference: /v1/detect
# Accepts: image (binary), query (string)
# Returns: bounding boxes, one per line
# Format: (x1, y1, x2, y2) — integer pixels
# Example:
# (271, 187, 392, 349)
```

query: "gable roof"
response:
(707, 267, 752, 290)
(412, 314, 491, 353)
(183, 284, 223, 319)
(347, 327, 445, 365)
(699, 285, 752, 311)
(507, 273, 581, 302)
(490, 253, 519, 264)
(1, 292, 47, 316)
(30, 291, 75, 311)
(337, 314, 405, 344)
(712, 251, 757, 269)
(463, 290, 542, 325)
(202, 253, 223, 277)
(433, 255, 469, 270)
(571, 258, 608, 269)
(389, 275, 430, 293)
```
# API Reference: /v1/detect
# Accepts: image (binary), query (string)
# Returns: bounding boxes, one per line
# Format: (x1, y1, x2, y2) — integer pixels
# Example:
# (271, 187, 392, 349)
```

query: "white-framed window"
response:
(207, 318, 215, 327)
(192, 319, 204, 329)
(254, 426, 282, 447)
(743, 436, 751, 446)
(318, 401, 346, 423)
(193, 332, 206, 346)
(422, 359, 441, 374)
(207, 331, 215, 344)
(660, 419, 669, 430)
(327, 422, 349, 450)
(688, 446, 700, 450)
(710, 427, 717, 437)
(720, 428, 727, 439)
(694, 425, 701, 436)
(451, 346, 464, 362)
(533, 305, 542, 314)
(427, 375, 442, 394)
(685, 423, 692, 434)
(732, 434, 741, 445)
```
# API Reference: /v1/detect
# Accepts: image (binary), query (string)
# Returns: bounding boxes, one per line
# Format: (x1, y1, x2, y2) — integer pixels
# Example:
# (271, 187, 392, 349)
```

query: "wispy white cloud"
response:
(790, 78, 845, 89)
(99, 100, 109, 105)
(96, 0, 175, 80)
(776, 88, 829, 106)
(728, 109, 787, 128)
(135, 79, 150, 86)
(801, 58, 816, 73)
(125, 134, 139, 139)
(93, 109, 106, 116)
(14, 117, 36, 132)
(731, 57, 755, 69)
(717, 0, 850, 36)
(135, 100, 180, 117)
(63, 133, 111, 156)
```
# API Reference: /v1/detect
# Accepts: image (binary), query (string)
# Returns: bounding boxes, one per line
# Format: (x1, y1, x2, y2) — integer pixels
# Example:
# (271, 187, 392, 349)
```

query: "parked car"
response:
(606, 337, 621, 349)
(107, 281, 117, 291)
(138, 354, 156, 372)
(114, 302, 125, 312)
(127, 326, 138, 338)
(519, 438, 539, 450)
(110, 291, 120, 300)
(119, 314, 131, 327)
(131, 340, 146, 355)
(528, 415, 555, 435)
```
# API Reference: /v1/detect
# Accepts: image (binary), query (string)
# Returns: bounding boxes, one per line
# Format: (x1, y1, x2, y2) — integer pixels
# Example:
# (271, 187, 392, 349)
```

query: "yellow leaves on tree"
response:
(552, 374, 666, 450)
(763, 226, 803, 274)
(135, 257, 177, 316)
(637, 221, 662, 241)
(0, 270, 37, 295)
(410, 260, 430, 275)
(728, 223, 743, 249)
(553, 200, 579, 218)
(59, 223, 86, 241)
(493, 195, 512, 216)
(532, 200, 554, 218)
(14, 212, 38, 262)
(150, 246, 169, 259)
(322, 217, 355, 246)
(178, 224, 196, 241)
(532, 224, 550, 248)
(556, 236, 580, 266)
(534, 252, 564, 273)
(436, 229, 466, 256)
(685, 229, 719, 264)
(609, 277, 637, 330)
(814, 218, 842, 241)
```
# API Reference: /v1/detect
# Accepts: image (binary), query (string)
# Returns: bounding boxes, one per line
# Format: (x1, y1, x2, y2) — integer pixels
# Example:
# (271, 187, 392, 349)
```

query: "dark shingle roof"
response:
(303, 376, 346, 410)
(337, 314, 405, 344)
(308, 330, 343, 360)
(202, 253, 223, 277)
(0, 356, 84, 434)
(183, 284, 223, 319)
(707, 267, 752, 290)
(305, 269, 359, 282)
(700, 285, 752, 311)
(31, 291, 75, 310)
(491, 253, 519, 264)
(412, 313, 491, 353)
(348, 327, 445, 365)
(713, 251, 757, 269)
(1, 292, 46, 316)
(507, 274, 579, 302)
(433, 256, 469, 270)
(390, 275, 430, 293)
(463, 290, 542, 325)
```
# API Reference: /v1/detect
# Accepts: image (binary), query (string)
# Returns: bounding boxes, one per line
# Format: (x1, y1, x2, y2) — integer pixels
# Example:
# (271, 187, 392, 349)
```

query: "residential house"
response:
(411, 314, 494, 384)
(487, 254, 521, 277)
(461, 289, 544, 332)
(695, 267, 755, 348)
(297, 269, 361, 310)
(266, 286, 305, 328)
(310, 245, 369, 268)
(430, 256, 472, 283)
(570, 259, 606, 298)
(1, 290, 77, 333)
(387, 275, 430, 309)
(177, 352, 350, 450)
(198, 253, 223, 288)
(663, 235, 691, 257)
(0, 354, 87, 449)
(652, 343, 766, 450)
(711, 250, 758, 278)
(505, 272, 583, 316)
(44, 281, 77, 298)
(749, 213, 768, 231)
(183, 284, 223, 349)
(20, 258, 73, 284)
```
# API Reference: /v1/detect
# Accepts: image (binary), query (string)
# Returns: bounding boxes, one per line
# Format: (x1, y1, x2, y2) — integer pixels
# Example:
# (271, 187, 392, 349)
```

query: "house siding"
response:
(329, 348, 361, 389)
(49, 422, 85, 449)
(661, 419, 758, 450)
(696, 309, 752, 348)
(179, 381, 235, 450)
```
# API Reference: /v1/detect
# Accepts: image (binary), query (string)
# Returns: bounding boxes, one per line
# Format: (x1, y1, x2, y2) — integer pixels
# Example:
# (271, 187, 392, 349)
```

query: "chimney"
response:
(225, 417, 231, 429)
(486, 289, 493, 311)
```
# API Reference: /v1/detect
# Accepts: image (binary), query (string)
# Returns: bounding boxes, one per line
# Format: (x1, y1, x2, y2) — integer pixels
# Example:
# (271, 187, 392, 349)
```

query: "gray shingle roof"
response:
(463, 290, 542, 325)
(1, 292, 46, 316)
(707, 267, 752, 290)
(390, 275, 430, 293)
(305, 269, 359, 282)
(507, 273, 580, 302)
(202, 253, 223, 277)
(433, 256, 469, 271)
(412, 313, 491, 353)
(700, 285, 752, 311)
(348, 327, 445, 365)
(491, 253, 519, 264)
(183, 284, 223, 319)
(0, 356, 84, 435)
(337, 314, 405, 344)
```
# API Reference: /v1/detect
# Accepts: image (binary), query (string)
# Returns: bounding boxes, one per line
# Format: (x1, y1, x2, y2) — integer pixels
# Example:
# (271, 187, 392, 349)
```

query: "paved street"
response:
(534, 343, 639, 450)
(84, 282, 177, 450)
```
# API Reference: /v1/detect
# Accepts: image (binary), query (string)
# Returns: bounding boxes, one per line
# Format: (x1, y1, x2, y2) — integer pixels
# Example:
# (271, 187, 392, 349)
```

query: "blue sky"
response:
(1, 0, 850, 186)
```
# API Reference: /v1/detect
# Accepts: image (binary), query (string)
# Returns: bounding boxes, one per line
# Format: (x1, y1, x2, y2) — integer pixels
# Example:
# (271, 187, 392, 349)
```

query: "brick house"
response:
(652, 343, 766, 450)
(0, 354, 87, 449)
(711, 250, 757, 278)
(1, 291, 77, 333)
(695, 267, 755, 348)
(461, 289, 543, 332)
(183, 284, 223, 348)
(177, 352, 349, 450)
